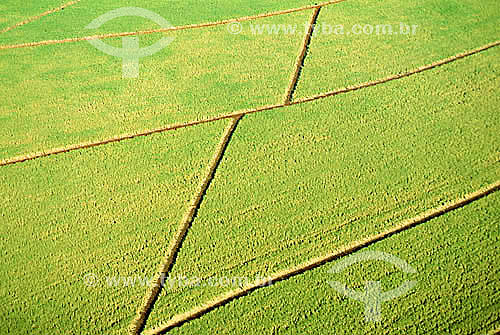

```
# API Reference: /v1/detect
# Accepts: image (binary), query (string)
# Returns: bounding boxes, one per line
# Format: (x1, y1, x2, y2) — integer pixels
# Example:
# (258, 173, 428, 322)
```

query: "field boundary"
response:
(0, 0, 348, 50)
(129, 116, 243, 335)
(143, 180, 500, 335)
(0, 0, 81, 34)
(1, 39, 498, 168)
(284, 7, 321, 105)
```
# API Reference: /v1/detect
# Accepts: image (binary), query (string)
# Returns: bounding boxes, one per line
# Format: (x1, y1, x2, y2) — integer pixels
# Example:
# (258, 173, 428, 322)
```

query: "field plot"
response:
(144, 46, 499, 329)
(1, 0, 499, 334)
(295, 0, 500, 98)
(0, 0, 319, 44)
(0, 10, 310, 161)
(165, 191, 500, 335)
(0, 121, 226, 334)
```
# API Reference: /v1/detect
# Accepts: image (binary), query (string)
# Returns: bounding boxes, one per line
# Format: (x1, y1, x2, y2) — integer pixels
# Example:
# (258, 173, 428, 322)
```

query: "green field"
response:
(1, 0, 499, 334)
(167, 191, 500, 335)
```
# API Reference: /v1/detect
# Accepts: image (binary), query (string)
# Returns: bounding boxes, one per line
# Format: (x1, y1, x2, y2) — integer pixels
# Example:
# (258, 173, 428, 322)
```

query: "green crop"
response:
(0, 0, 498, 334)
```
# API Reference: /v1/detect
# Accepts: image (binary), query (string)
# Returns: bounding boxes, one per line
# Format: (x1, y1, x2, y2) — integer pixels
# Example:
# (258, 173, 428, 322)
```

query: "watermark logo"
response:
(328, 251, 417, 322)
(83, 273, 98, 287)
(85, 7, 175, 78)
(227, 21, 243, 35)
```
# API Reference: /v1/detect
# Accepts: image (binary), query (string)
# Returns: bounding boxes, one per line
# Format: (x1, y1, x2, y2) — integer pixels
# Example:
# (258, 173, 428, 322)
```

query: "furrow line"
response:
(284, 6, 322, 105)
(294, 40, 500, 104)
(143, 180, 500, 335)
(129, 116, 243, 335)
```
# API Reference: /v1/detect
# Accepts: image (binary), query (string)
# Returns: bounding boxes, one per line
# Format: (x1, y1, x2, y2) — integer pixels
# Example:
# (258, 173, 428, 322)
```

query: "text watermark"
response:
(228, 22, 418, 36)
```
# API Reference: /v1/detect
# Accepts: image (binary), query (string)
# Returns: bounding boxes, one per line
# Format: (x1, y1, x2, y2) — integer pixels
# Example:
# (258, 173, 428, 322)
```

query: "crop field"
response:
(0, 0, 499, 335)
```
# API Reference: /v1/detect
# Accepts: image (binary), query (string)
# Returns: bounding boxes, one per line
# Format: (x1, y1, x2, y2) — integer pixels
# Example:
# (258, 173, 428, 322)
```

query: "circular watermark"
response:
(328, 251, 417, 322)
(85, 7, 176, 78)
(83, 273, 99, 287)
(227, 21, 243, 34)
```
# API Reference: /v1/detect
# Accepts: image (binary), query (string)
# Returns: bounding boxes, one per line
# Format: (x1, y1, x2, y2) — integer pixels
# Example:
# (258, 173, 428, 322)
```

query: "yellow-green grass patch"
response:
(0, 120, 225, 334)
(0, 0, 325, 44)
(164, 189, 500, 334)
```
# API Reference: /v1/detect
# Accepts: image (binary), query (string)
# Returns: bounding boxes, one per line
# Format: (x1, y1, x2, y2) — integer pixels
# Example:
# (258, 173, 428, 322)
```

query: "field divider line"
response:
(129, 115, 243, 335)
(0, 0, 348, 50)
(284, 7, 321, 105)
(294, 40, 500, 104)
(143, 180, 500, 335)
(0, 0, 81, 34)
(1, 39, 498, 168)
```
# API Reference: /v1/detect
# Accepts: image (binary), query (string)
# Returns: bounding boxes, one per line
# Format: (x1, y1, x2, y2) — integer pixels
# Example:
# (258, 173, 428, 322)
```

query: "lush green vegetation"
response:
(167, 192, 500, 335)
(0, 121, 226, 334)
(145, 45, 499, 329)
(0, 0, 318, 43)
(0, 0, 65, 32)
(1, 0, 498, 334)
(296, 0, 500, 98)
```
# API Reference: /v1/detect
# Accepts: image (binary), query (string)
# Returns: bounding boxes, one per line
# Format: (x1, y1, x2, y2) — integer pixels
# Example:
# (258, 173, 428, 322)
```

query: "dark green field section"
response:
(294, 0, 500, 98)
(0, 0, 319, 44)
(145, 47, 499, 328)
(0, 121, 226, 334)
(167, 191, 500, 335)
(0, 11, 310, 161)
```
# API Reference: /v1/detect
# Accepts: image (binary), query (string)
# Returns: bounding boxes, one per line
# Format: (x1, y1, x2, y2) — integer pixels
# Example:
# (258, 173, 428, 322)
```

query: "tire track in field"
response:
(284, 6, 321, 105)
(1, 39, 498, 168)
(0, 0, 348, 50)
(129, 116, 243, 335)
(142, 180, 500, 335)
(0, 0, 81, 34)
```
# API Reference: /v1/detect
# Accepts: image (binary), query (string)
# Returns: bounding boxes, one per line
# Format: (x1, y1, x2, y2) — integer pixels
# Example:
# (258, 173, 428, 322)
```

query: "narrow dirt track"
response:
(129, 116, 243, 335)
(284, 6, 322, 105)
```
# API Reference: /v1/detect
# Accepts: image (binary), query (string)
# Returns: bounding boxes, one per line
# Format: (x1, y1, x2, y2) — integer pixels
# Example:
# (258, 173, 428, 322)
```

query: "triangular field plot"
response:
(0, 120, 226, 334)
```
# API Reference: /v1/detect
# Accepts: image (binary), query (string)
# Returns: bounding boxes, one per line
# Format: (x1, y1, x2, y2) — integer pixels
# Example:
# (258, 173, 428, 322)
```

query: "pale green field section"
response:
(0, 11, 310, 161)
(0, 0, 320, 43)
(145, 47, 500, 328)
(0, 120, 226, 334)
(295, 0, 500, 98)
(167, 190, 500, 335)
